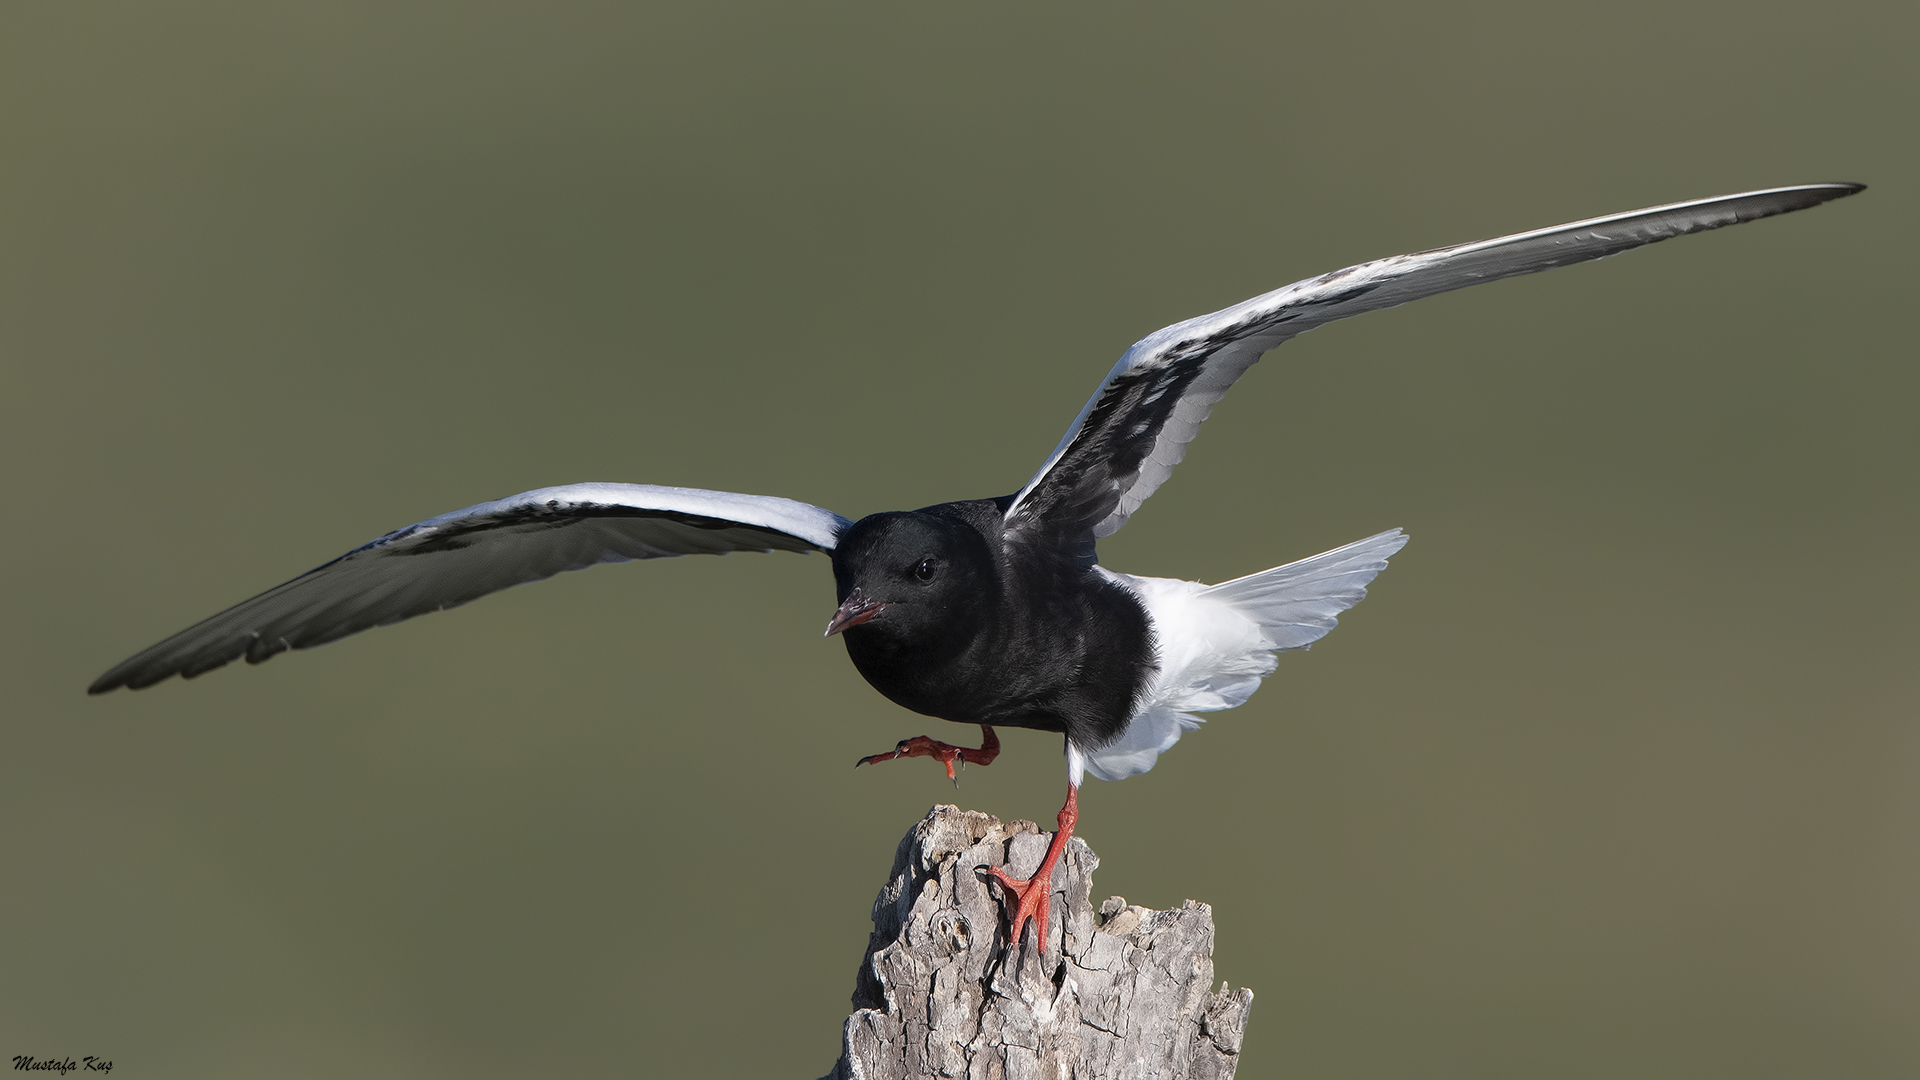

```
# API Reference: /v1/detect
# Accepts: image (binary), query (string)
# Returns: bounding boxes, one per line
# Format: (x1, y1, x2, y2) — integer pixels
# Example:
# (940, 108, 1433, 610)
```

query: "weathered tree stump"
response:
(822, 805, 1253, 1080)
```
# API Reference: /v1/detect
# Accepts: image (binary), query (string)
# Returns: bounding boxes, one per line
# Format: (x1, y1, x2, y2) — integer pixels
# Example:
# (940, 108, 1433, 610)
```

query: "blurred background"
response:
(2, 2, 1912, 1076)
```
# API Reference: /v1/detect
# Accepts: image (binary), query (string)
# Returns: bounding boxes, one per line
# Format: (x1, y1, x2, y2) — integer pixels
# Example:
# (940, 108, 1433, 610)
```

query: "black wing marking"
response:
(90, 483, 852, 693)
(1004, 183, 1864, 549)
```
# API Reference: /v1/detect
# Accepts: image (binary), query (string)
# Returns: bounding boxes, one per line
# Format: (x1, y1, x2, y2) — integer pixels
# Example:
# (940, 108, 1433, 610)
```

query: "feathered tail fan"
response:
(1080, 529, 1407, 782)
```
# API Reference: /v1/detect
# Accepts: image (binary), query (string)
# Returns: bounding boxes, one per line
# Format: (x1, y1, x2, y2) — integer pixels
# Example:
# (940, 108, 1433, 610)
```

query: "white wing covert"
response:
(1004, 184, 1863, 552)
(90, 483, 852, 693)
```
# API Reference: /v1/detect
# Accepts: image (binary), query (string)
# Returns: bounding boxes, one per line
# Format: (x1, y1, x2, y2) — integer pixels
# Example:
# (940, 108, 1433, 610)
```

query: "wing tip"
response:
(1782, 181, 1866, 206)
(88, 651, 233, 695)
(1733, 181, 1865, 220)
(87, 664, 175, 695)
(87, 665, 166, 695)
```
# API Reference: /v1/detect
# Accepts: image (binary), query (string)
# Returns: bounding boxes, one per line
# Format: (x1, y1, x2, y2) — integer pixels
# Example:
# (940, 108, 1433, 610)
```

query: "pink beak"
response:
(824, 589, 888, 636)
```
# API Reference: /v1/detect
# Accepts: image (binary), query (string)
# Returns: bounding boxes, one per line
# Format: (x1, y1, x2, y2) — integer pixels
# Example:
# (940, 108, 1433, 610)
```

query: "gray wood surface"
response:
(822, 805, 1253, 1079)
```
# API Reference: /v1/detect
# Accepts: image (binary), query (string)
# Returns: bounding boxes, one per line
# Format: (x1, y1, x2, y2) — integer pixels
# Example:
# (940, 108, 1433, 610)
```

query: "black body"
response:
(830, 499, 1156, 750)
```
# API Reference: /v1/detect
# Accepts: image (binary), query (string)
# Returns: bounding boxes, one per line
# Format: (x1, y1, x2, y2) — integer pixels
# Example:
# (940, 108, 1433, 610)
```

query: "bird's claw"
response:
(982, 863, 1055, 954)
(852, 727, 1001, 782)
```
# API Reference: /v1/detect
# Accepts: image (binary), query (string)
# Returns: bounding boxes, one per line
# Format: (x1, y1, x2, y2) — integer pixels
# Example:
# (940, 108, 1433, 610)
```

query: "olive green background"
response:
(3, 2, 1913, 1077)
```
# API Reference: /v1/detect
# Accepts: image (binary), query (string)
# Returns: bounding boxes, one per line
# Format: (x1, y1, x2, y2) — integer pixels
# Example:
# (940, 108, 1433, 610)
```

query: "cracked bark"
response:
(821, 805, 1253, 1080)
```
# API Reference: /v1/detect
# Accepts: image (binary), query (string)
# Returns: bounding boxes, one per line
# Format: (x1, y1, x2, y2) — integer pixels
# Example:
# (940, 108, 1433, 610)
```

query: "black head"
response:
(825, 510, 997, 654)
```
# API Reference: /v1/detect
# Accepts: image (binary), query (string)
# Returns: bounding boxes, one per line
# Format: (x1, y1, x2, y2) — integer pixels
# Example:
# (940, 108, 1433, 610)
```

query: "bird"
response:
(89, 182, 1863, 954)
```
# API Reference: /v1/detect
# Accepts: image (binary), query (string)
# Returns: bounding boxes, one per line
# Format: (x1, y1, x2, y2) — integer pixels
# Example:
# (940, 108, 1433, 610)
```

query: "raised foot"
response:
(855, 724, 1000, 782)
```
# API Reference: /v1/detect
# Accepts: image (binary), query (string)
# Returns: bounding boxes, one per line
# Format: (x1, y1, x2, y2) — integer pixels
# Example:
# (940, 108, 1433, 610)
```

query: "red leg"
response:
(984, 783, 1078, 954)
(856, 724, 1000, 782)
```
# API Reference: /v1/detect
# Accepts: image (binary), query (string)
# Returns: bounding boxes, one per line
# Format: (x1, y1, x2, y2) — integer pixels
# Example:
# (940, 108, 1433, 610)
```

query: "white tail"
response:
(1079, 529, 1407, 783)
(1207, 528, 1409, 652)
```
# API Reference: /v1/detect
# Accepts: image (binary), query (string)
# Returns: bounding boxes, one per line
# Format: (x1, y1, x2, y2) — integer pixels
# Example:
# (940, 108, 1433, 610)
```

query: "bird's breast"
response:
(840, 572, 1156, 745)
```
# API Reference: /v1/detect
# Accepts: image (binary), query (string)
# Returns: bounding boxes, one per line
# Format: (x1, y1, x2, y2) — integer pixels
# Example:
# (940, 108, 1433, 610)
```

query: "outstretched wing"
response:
(1004, 183, 1864, 548)
(90, 483, 852, 693)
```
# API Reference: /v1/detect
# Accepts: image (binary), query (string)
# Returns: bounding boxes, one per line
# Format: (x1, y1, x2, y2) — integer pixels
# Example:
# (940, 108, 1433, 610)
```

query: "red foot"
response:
(983, 784, 1079, 954)
(856, 725, 1000, 782)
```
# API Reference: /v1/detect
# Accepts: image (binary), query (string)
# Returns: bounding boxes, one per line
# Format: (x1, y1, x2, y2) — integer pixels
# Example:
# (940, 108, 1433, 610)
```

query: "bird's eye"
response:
(913, 558, 937, 582)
